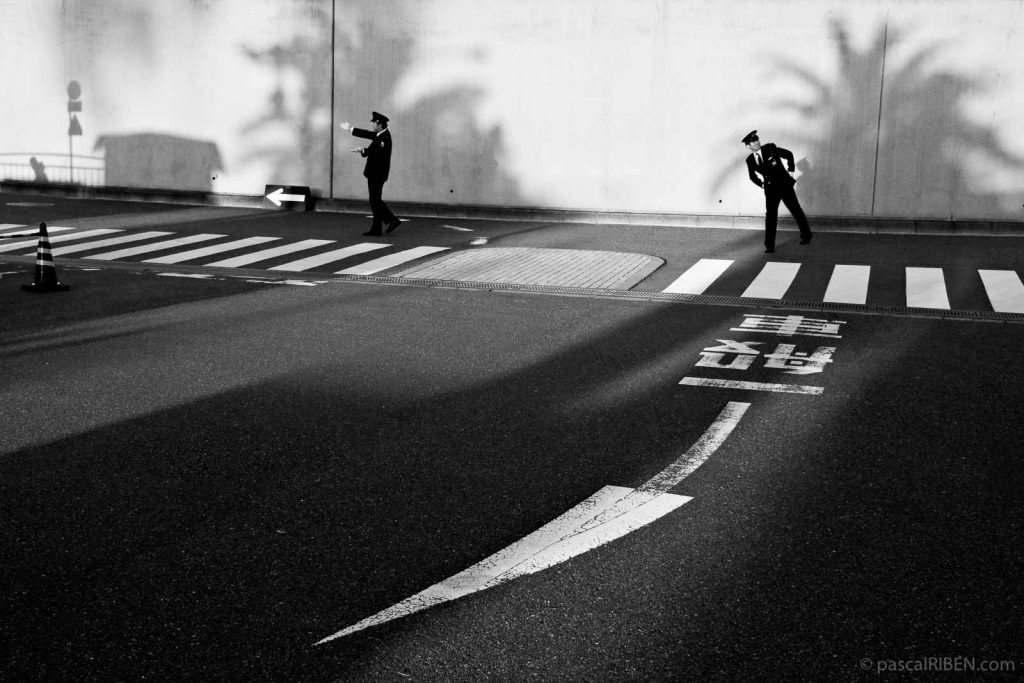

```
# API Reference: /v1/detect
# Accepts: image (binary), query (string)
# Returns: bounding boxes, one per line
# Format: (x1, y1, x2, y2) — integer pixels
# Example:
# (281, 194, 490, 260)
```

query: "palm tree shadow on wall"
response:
(710, 18, 1024, 221)
(239, 1, 523, 205)
(237, 4, 333, 193)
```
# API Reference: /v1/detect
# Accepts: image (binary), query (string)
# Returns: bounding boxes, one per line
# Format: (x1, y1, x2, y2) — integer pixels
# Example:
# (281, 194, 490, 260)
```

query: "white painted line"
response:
(208, 239, 336, 268)
(336, 246, 449, 275)
(0, 223, 24, 232)
(317, 486, 687, 643)
(0, 225, 76, 237)
(267, 242, 388, 271)
(0, 228, 121, 253)
(638, 400, 749, 492)
(906, 267, 950, 309)
(49, 231, 174, 256)
(741, 262, 800, 299)
(85, 233, 225, 260)
(979, 269, 1024, 313)
(156, 272, 214, 279)
(143, 236, 279, 264)
(443, 225, 474, 232)
(315, 401, 749, 644)
(662, 259, 733, 294)
(823, 265, 871, 304)
(678, 377, 823, 395)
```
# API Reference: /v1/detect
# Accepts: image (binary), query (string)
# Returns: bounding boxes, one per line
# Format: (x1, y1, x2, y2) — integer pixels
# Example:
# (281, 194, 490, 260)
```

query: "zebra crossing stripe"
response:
(208, 239, 336, 268)
(979, 270, 1024, 313)
(824, 265, 871, 304)
(86, 233, 225, 260)
(336, 246, 450, 275)
(50, 231, 174, 256)
(267, 242, 389, 272)
(0, 225, 76, 237)
(906, 267, 950, 309)
(662, 258, 734, 294)
(143, 236, 280, 264)
(4, 225, 1019, 315)
(0, 228, 121, 253)
(741, 262, 800, 299)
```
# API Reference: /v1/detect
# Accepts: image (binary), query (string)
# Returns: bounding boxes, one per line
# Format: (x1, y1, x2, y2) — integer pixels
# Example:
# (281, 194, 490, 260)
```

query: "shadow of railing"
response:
(0, 152, 105, 187)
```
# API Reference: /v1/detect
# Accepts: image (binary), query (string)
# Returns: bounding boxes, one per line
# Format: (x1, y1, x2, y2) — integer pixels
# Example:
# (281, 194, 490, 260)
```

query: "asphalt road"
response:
(1, 194, 1022, 680)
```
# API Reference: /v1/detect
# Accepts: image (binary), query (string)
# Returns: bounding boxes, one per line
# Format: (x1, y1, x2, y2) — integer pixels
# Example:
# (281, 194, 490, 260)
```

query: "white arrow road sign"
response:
(316, 401, 750, 645)
(266, 188, 306, 206)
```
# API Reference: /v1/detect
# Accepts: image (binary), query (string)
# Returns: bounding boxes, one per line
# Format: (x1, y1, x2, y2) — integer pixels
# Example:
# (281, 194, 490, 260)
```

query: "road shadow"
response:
(1, 282, 1021, 678)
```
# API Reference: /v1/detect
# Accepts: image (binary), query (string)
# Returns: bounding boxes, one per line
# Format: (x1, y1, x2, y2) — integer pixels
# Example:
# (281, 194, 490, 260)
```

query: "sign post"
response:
(67, 81, 83, 184)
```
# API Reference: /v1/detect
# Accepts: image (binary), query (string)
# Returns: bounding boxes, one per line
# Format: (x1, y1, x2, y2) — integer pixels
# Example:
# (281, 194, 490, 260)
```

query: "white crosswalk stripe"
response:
(86, 234, 225, 260)
(0, 228, 121, 253)
(662, 258, 733, 294)
(6, 224, 1022, 314)
(979, 270, 1024, 313)
(823, 265, 871, 304)
(741, 262, 800, 299)
(268, 242, 389, 272)
(208, 239, 336, 268)
(336, 246, 450, 275)
(50, 231, 174, 256)
(143, 236, 280, 264)
(906, 267, 950, 309)
(1, 225, 77, 237)
(656, 260, 1024, 314)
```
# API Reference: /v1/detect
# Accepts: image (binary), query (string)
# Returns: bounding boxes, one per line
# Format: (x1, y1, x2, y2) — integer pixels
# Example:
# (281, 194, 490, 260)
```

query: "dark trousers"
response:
(367, 178, 396, 233)
(764, 185, 811, 249)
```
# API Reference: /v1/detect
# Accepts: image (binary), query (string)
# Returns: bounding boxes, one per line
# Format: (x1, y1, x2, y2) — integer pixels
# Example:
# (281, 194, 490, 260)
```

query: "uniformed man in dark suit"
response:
(341, 112, 401, 236)
(742, 130, 812, 253)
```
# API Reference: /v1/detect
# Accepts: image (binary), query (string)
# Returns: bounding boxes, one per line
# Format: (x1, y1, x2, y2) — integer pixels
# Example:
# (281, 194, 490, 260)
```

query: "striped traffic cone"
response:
(22, 222, 70, 292)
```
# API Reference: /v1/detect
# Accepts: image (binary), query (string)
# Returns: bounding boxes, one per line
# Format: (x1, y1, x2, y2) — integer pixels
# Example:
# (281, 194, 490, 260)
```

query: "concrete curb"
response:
(3, 179, 1022, 236)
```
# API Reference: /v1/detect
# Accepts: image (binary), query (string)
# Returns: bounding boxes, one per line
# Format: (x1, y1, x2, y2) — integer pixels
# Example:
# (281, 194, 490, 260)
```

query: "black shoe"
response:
(799, 234, 813, 245)
(385, 218, 402, 234)
(363, 231, 382, 237)
(764, 248, 775, 253)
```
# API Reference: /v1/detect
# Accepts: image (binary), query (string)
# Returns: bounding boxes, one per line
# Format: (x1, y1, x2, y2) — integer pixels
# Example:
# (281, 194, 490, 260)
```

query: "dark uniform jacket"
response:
(745, 142, 796, 192)
(352, 127, 392, 182)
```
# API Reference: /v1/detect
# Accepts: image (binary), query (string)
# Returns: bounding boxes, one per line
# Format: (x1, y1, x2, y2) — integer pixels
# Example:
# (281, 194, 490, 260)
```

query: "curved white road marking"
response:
(316, 401, 750, 645)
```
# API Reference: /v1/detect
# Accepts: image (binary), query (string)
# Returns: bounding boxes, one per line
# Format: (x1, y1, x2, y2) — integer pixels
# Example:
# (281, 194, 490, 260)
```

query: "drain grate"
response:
(334, 273, 1024, 323)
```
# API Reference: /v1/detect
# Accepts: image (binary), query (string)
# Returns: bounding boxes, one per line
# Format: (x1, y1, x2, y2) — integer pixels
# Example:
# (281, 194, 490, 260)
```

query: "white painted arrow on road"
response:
(316, 401, 750, 645)
(266, 188, 306, 206)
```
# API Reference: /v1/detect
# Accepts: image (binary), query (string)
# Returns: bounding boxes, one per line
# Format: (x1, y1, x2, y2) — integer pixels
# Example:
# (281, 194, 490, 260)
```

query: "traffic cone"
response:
(22, 222, 70, 292)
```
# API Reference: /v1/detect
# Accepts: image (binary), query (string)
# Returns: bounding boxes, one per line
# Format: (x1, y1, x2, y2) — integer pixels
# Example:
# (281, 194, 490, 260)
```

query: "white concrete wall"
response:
(1, 0, 1023, 220)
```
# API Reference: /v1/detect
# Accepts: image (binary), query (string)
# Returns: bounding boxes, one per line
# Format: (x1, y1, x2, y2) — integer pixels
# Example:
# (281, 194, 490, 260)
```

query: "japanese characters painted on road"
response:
(264, 184, 313, 211)
(680, 313, 846, 395)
